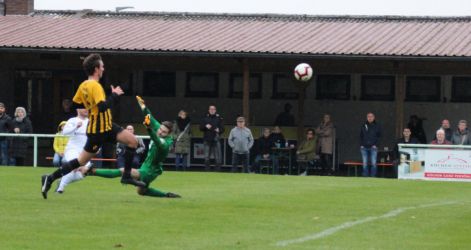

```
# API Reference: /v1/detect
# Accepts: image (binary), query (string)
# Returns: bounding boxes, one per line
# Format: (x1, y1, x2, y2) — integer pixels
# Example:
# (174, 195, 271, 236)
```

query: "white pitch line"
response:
(276, 201, 459, 247)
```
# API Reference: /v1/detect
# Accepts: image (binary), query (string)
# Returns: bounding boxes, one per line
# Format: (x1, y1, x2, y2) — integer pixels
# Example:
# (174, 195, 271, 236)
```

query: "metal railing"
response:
(0, 133, 151, 167)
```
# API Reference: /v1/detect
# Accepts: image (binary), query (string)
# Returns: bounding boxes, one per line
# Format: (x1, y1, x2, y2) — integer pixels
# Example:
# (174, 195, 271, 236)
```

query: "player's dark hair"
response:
(82, 53, 102, 76)
(161, 121, 174, 134)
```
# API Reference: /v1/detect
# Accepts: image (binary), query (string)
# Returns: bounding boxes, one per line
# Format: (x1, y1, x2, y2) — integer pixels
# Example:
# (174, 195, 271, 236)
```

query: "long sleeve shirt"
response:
(140, 107, 173, 176)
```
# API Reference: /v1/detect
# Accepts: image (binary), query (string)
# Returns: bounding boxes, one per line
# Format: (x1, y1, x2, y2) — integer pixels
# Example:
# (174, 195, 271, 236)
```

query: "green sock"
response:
(144, 187, 167, 197)
(94, 169, 122, 178)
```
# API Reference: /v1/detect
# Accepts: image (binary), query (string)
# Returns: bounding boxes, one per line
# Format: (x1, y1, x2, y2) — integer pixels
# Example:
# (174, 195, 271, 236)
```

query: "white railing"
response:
(0, 133, 150, 167)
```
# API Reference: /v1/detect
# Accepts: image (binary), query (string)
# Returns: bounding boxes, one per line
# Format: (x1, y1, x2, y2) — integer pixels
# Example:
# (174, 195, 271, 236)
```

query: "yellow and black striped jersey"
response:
(72, 80, 113, 134)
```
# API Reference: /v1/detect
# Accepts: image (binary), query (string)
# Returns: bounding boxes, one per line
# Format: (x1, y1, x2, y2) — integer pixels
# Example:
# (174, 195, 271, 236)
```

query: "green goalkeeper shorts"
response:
(138, 169, 159, 185)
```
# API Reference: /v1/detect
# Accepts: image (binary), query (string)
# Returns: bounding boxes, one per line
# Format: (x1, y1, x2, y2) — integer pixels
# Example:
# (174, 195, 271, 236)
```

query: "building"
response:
(1, 0, 471, 162)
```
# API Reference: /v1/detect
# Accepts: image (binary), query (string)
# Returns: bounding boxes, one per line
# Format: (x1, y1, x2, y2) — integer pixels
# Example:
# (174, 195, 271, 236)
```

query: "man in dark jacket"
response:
(0, 102, 12, 165)
(199, 105, 224, 171)
(360, 112, 382, 177)
(451, 120, 471, 145)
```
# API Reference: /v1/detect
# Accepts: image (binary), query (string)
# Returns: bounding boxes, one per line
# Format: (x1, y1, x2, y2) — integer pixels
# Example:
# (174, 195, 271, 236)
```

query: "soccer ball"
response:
(293, 63, 313, 82)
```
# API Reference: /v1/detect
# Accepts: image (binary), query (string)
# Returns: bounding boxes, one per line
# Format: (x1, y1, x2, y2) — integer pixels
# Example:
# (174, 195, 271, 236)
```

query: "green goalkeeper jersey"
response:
(140, 107, 173, 176)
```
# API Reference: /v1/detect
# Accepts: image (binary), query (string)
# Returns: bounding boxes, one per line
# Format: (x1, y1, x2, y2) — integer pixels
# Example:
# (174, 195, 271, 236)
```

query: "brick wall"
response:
(5, 0, 33, 15)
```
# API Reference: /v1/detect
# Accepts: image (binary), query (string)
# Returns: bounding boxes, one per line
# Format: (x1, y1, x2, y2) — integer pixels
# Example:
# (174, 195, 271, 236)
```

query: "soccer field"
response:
(1, 167, 471, 250)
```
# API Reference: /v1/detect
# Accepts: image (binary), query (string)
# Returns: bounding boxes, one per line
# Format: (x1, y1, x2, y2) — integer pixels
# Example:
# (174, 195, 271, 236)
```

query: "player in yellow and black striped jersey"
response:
(72, 79, 114, 135)
(41, 53, 146, 199)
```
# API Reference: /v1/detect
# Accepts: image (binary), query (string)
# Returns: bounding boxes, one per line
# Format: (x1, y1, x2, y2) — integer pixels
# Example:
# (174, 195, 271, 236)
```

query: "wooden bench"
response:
(343, 161, 394, 177)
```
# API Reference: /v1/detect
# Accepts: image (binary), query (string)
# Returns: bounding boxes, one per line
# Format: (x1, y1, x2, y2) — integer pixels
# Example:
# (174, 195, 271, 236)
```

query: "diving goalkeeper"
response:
(90, 96, 180, 198)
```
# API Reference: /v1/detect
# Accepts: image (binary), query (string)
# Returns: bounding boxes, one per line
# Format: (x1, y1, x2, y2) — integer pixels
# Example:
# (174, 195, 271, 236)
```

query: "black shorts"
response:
(84, 123, 123, 153)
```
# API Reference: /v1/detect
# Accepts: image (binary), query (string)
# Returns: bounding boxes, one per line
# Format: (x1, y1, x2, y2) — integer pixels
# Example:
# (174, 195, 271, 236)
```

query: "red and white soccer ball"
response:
(293, 63, 313, 82)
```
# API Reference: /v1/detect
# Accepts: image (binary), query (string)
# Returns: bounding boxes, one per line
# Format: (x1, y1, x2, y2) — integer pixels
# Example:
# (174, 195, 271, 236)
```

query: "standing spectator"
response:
(52, 121, 69, 167)
(116, 125, 145, 169)
(270, 126, 286, 148)
(360, 112, 381, 177)
(172, 110, 191, 171)
(253, 128, 275, 173)
(433, 119, 453, 142)
(408, 115, 427, 144)
(393, 127, 419, 178)
(315, 114, 334, 175)
(393, 127, 419, 160)
(274, 103, 295, 127)
(228, 117, 254, 173)
(9, 107, 33, 166)
(451, 120, 471, 145)
(0, 102, 12, 165)
(200, 104, 224, 171)
(431, 129, 452, 145)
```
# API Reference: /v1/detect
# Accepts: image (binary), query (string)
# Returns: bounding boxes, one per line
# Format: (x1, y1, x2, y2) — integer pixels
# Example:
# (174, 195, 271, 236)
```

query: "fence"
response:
(0, 132, 338, 171)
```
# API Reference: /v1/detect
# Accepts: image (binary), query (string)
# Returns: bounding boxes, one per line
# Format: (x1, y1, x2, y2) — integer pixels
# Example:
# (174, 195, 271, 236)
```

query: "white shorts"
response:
(64, 147, 91, 167)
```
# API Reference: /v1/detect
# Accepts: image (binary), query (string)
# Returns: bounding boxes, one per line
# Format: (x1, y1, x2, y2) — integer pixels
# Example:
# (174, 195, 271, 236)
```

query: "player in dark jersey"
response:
(41, 53, 144, 199)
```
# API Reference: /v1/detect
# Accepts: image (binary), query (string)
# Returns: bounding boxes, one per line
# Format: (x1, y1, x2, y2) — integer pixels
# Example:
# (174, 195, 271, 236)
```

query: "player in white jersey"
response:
(56, 108, 91, 193)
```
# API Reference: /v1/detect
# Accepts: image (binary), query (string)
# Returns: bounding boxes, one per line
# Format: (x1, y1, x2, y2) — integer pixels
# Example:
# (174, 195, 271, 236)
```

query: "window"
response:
(451, 77, 471, 102)
(316, 75, 350, 100)
(228, 73, 262, 99)
(142, 71, 176, 97)
(185, 73, 219, 98)
(406, 76, 440, 102)
(361, 75, 395, 101)
(272, 73, 298, 99)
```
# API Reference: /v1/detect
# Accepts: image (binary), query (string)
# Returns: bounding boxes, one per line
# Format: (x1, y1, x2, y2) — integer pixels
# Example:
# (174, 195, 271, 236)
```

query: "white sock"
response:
(57, 171, 84, 192)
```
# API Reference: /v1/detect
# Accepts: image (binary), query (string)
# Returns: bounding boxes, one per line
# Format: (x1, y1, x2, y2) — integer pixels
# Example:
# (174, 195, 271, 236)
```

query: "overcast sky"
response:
(35, 0, 471, 16)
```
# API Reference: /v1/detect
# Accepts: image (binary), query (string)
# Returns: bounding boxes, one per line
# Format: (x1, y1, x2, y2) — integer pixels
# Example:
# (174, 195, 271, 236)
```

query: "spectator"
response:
(393, 127, 419, 178)
(172, 110, 191, 171)
(9, 107, 33, 166)
(228, 116, 254, 173)
(408, 115, 427, 144)
(0, 102, 13, 165)
(270, 126, 286, 148)
(451, 120, 471, 145)
(431, 129, 452, 145)
(296, 128, 317, 161)
(274, 103, 295, 126)
(393, 127, 419, 160)
(52, 121, 69, 167)
(253, 128, 275, 173)
(116, 125, 145, 169)
(200, 104, 224, 171)
(433, 119, 452, 142)
(60, 99, 75, 122)
(360, 112, 381, 177)
(315, 114, 334, 175)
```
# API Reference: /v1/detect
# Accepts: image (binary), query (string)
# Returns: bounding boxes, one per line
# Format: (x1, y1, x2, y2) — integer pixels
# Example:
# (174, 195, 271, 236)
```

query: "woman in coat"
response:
(173, 110, 191, 171)
(9, 107, 33, 166)
(315, 114, 334, 175)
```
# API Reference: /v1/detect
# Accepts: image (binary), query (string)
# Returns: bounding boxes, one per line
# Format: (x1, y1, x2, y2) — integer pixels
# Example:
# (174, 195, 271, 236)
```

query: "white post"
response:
(33, 135, 38, 167)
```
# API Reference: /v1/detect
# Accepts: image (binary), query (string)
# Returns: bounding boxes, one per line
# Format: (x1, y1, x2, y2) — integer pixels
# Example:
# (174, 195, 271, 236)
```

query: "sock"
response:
(144, 187, 167, 197)
(122, 147, 136, 178)
(51, 159, 80, 181)
(94, 169, 122, 178)
(57, 171, 84, 192)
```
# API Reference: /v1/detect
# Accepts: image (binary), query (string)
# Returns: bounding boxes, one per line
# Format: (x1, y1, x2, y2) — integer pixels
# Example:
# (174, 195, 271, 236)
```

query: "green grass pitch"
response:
(1, 167, 471, 250)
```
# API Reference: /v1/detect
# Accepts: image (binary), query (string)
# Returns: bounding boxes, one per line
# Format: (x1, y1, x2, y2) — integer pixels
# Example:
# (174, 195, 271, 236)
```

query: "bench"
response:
(343, 161, 394, 177)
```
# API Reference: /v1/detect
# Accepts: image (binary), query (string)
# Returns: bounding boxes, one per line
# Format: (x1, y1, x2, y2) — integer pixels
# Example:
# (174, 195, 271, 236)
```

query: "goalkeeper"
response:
(89, 96, 181, 198)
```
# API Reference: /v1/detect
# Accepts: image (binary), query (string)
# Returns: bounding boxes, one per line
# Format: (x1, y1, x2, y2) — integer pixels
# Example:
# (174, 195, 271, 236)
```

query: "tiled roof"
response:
(1, 10, 471, 57)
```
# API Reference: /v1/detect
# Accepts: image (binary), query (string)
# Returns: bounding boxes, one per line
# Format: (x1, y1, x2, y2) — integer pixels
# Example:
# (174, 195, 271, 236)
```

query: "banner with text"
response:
(398, 144, 471, 182)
